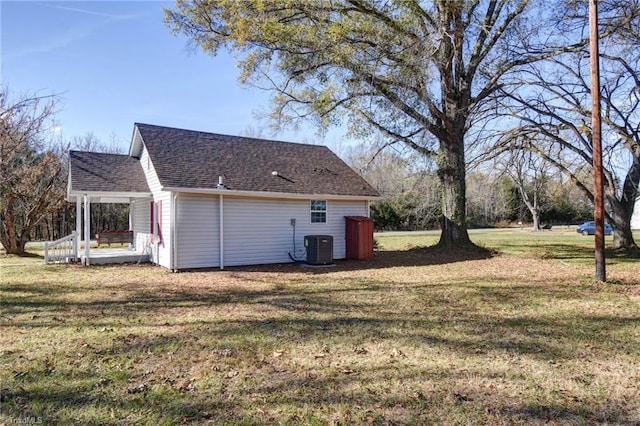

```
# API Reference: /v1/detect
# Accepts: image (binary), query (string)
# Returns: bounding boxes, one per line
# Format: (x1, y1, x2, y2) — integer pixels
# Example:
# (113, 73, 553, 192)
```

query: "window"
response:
(310, 200, 327, 223)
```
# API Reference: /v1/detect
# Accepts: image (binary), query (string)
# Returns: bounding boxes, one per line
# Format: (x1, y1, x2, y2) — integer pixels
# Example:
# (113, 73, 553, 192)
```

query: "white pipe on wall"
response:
(172, 193, 178, 271)
(219, 194, 224, 270)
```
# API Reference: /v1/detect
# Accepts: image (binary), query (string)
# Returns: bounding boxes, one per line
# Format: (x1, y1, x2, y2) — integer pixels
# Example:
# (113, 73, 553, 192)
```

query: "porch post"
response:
(75, 196, 82, 260)
(129, 198, 134, 249)
(84, 194, 90, 266)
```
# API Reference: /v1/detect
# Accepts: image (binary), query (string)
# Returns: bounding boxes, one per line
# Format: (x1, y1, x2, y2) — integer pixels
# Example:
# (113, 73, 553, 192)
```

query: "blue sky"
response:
(1, 1, 339, 152)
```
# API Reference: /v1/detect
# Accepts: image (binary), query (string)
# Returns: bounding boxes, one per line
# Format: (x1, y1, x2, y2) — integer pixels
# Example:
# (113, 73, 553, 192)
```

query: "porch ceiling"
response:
(67, 191, 151, 204)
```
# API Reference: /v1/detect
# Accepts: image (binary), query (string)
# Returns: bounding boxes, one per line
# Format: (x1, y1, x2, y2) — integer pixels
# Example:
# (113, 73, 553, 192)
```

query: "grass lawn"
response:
(1, 229, 639, 425)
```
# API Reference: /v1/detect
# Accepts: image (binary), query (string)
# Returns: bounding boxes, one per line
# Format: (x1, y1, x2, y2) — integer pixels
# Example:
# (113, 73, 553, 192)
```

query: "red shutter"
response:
(150, 201, 154, 237)
(156, 200, 163, 244)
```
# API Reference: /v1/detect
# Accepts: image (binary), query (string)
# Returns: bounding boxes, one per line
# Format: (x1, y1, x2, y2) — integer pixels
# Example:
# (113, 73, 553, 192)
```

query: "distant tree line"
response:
(31, 204, 130, 242)
(346, 145, 593, 232)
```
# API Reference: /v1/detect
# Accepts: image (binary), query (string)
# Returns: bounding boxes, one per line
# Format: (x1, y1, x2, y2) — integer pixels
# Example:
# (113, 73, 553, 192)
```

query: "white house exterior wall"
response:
(326, 199, 370, 259)
(222, 197, 307, 267)
(632, 198, 640, 230)
(140, 145, 172, 268)
(155, 191, 172, 268)
(172, 195, 368, 269)
(222, 196, 368, 267)
(175, 194, 220, 269)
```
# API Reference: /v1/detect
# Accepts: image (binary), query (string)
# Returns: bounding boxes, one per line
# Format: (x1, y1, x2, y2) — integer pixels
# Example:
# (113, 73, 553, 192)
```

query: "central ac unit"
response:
(304, 235, 333, 265)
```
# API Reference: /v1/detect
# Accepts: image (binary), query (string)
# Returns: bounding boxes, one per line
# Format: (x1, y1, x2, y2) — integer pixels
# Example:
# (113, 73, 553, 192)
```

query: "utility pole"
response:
(589, 0, 606, 282)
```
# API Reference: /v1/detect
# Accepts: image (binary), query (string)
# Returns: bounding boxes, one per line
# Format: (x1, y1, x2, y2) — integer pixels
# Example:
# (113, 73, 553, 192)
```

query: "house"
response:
(67, 123, 380, 269)
(632, 196, 640, 230)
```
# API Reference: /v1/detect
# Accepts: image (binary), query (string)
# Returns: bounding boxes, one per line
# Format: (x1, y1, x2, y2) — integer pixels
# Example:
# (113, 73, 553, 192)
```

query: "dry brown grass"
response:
(1, 232, 639, 425)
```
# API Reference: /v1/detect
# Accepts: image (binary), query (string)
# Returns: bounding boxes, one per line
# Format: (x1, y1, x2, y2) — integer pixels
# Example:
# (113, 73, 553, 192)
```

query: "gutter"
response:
(160, 186, 381, 201)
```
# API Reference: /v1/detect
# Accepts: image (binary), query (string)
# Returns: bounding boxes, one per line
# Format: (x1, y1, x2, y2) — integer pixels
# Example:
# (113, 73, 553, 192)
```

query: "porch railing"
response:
(44, 231, 78, 264)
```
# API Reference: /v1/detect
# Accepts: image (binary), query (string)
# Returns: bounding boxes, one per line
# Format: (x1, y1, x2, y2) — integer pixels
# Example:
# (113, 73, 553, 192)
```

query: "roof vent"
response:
(272, 170, 294, 183)
(217, 175, 227, 190)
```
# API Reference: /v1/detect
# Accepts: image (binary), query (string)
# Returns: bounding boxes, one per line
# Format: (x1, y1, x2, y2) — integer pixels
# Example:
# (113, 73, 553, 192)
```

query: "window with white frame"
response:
(310, 200, 327, 223)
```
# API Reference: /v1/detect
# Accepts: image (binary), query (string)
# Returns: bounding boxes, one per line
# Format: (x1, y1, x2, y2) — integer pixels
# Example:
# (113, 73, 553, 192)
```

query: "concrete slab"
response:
(81, 248, 149, 265)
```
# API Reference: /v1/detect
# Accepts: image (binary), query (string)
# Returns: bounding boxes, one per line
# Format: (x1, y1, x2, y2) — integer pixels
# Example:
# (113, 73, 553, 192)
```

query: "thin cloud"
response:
(43, 3, 144, 21)
(5, 27, 93, 60)
(5, 2, 148, 60)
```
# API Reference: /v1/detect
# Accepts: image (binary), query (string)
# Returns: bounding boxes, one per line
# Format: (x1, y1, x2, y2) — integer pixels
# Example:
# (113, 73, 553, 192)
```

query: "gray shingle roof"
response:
(69, 151, 150, 193)
(135, 123, 380, 197)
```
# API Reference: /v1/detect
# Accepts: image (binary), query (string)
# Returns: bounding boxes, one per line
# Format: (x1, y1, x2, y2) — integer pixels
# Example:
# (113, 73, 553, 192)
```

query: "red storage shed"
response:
(345, 216, 375, 260)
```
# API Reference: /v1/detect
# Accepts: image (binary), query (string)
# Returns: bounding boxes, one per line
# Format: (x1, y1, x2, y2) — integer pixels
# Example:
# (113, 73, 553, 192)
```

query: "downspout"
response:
(129, 198, 134, 249)
(172, 192, 178, 271)
(219, 193, 224, 270)
(218, 176, 225, 270)
(130, 199, 136, 250)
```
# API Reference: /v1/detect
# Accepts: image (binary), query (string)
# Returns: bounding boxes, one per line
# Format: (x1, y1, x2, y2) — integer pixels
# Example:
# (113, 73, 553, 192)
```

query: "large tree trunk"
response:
(0, 199, 27, 255)
(610, 219, 636, 250)
(437, 132, 472, 248)
(607, 192, 638, 250)
(435, 8, 473, 250)
(605, 150, 639, 249)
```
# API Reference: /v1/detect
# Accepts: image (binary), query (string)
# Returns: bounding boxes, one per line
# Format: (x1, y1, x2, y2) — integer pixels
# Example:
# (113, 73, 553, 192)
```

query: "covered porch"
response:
(68, 192, 152, 266)
(63, 150, 153, 266)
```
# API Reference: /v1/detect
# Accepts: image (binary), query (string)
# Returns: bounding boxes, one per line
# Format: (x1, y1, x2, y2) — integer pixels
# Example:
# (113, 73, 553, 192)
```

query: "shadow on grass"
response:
(233, 245, 496, 274)
(485, 241, 596, 260)
(3, 311, 638, 423)
(5, 273, 639, 362)
(3, 326, 637, 425)
(609, 245, 640, 260)
(0, 252, 44, 266)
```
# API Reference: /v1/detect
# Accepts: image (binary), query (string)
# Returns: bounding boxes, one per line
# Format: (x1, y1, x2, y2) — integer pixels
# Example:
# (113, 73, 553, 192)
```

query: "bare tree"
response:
(0, 89, 66, 255)
(345, 143, 441, 230)
(466, 171, 518, 227)
(70, 132, 125, 154)
(497, 144, 552, 231)
(497, 12, 640, 248)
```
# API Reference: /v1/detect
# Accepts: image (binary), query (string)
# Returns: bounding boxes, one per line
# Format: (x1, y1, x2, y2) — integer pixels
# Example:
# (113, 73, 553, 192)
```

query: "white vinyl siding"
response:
(222, 196, 368, 267)
(323, 199, 370, 260)
(157, 189, 369, 270)
(175, 194, 220, 269)
(131, 198, 151, 255)
(140, 144, 172, 268)
(222, 197, 304, 266)
(153, 193, 172, 268)
(140, 146, 161, 194)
